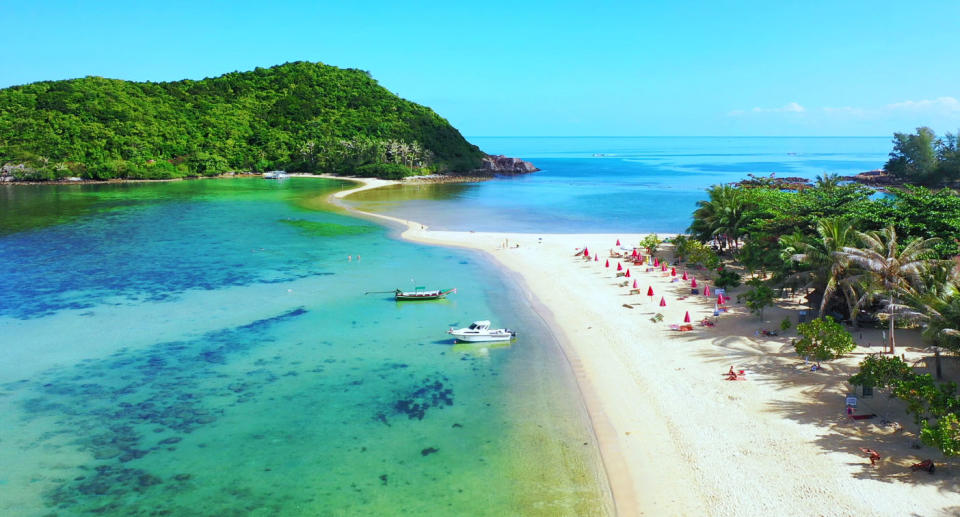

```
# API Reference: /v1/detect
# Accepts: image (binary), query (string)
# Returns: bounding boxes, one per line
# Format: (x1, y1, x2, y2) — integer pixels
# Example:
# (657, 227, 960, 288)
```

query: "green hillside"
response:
(0, 61, 484, 180)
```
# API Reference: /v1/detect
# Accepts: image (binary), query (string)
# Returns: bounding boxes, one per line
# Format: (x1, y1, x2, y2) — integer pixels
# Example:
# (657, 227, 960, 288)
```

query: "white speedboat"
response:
(448, 321, 516, 343)
(263, 170, 288, 179)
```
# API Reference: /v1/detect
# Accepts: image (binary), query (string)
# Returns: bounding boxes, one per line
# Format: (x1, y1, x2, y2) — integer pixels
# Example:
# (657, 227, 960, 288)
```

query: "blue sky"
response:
(2, 1, 958, 136)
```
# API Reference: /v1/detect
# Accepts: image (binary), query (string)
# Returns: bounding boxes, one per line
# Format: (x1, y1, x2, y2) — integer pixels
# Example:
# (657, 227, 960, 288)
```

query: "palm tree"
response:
(841, 225, 942, 354)
(782, 217, 859, 316)
(689, 184, 749, 251)
(815, 172, 842, 189)
(909, 260, 960, 378)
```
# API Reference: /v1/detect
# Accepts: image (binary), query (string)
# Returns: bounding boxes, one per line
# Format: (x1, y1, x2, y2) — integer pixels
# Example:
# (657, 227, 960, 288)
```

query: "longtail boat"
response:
(394, 287, 456, 301)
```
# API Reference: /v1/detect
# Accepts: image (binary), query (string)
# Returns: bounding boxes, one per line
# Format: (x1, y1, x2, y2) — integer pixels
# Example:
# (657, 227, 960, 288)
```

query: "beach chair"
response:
(911, 459, 935, 473)
(679, 324, 694, 331)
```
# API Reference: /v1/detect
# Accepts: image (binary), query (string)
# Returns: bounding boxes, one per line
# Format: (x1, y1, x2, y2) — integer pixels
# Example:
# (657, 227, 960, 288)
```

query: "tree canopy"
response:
(884, 127, 960, 187)
(0, 61, 485, 180)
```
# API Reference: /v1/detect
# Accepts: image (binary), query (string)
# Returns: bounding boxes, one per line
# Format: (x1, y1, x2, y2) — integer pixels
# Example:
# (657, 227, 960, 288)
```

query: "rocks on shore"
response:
(478, 154, 539, 175)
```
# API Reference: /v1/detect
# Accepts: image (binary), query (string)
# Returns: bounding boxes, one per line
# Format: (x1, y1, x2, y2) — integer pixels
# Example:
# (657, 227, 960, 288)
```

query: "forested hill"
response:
(0, 61, 485, 180)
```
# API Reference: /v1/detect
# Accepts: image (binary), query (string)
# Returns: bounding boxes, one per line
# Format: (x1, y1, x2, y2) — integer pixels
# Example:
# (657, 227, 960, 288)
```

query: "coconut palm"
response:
(782, 217, 859, 317)
(689, 184, 749, 250)
(841, 225, 942, 354)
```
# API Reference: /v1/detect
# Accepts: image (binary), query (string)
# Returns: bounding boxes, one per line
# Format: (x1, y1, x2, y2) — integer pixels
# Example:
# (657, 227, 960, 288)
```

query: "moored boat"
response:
(263, 170, 288, 179)
(395, 287, 456, 300)
(448, 321, 516, 343)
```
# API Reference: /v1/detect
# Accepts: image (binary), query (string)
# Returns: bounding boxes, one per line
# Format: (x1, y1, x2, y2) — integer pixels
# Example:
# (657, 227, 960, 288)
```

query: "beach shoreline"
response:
(328, 176, 960, 517)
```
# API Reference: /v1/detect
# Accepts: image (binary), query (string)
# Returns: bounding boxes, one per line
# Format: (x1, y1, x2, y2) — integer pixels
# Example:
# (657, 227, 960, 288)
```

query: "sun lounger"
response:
(911, 459, 935, 473)
(700, 319, 715, 327)
(629, 288, 641, 295)
(850, 414, 876, 420)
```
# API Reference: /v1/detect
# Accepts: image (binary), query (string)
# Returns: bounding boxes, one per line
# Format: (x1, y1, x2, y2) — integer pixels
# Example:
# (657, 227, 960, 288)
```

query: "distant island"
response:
(0, 61, 536, 181)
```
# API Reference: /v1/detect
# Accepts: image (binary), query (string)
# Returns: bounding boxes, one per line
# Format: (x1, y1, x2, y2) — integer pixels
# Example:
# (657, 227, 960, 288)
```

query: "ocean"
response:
(0, 137, 892, 515)
(346, 136, 891, 233)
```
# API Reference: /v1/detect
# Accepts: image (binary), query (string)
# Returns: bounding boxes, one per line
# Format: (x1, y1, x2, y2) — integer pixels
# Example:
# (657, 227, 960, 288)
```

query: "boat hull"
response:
(395, 288, 455, 301)
(448, 331, 516, 343)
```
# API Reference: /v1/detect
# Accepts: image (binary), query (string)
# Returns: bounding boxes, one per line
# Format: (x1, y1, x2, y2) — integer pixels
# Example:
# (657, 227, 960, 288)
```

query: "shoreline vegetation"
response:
(330, 175, 960, 516)
(0, 62, 536, 183)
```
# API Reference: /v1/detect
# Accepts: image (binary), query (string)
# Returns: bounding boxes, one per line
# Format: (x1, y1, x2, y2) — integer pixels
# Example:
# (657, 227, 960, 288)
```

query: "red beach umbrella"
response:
(671, 267, 676, 277)
(631, 248, 638, 258)
(647, 286, 654, 296)
(691, 278, 698, 288)
(682, 271, 688, 280)
(633, 279, 638, 288)
(704, 285, 711, 296)
(605, 259, 610, 268)
(683, 311, 691, 323)
(625, 269, 631, 278)
(584, 247, 590, 257)
(594, 254, 599, 262)
(659, 296, 667, 307)
(654, 258, 660, 267)
(617, 262, 623, 271)
(717, 294, 724, 305)
(616, 239, 621, 246)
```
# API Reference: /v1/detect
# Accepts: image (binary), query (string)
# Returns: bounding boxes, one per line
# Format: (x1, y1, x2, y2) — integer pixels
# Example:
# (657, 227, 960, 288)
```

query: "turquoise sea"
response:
(0, 178, 608, 516)
(0, 137, 892, 516)
(348, 136, 891, 232)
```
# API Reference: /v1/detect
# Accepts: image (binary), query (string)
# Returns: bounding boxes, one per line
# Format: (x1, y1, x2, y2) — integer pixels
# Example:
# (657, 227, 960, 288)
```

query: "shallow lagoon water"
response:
(0, 178, 610, 516)
(346, 136, 891, 233)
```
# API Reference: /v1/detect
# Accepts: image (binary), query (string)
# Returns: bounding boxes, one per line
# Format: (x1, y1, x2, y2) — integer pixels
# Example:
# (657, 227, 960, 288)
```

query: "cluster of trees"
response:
(851, 355, 960, 455)
(687, 177, 959, 354)
(0, 61, 485, 180)
(885, 128, 960, 187)
(682, 135, 960, 454)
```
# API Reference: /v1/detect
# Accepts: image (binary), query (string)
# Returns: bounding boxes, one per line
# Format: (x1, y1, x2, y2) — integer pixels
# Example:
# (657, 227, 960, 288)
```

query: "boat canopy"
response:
(469, 321, 491, 330)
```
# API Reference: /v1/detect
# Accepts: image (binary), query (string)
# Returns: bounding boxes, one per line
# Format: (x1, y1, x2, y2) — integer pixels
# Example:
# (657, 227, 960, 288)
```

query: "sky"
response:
(2, 1, 959, 137)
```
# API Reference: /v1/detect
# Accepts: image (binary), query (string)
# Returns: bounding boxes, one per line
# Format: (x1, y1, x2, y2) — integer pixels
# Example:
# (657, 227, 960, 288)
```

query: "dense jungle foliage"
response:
(0, 61, 484, 180)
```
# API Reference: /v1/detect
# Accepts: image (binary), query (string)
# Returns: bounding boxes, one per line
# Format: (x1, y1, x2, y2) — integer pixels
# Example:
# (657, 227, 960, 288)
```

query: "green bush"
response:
(354, 163, 418, 179)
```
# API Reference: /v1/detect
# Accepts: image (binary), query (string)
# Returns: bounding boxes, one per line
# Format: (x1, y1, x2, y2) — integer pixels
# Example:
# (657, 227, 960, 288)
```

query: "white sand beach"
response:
(333, 177, 960, 517)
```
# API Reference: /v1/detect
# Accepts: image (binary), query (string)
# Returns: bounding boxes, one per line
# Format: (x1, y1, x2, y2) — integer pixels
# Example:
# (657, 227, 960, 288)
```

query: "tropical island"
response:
(0, 61, 536, 182)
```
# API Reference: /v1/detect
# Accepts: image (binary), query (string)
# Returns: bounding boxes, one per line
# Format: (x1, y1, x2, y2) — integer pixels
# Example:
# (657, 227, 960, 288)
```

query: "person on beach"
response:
(859, 447, 881, 466)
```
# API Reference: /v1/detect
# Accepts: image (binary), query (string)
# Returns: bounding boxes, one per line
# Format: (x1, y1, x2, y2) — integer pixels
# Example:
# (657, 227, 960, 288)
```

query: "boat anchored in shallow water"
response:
(448, 321, 516, 343)
(395, 287, 456, 300)
(263, 170, 288, 179)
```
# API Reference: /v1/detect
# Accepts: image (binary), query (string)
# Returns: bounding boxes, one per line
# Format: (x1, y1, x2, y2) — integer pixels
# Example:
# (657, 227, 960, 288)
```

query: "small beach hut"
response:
(683, 311, 691, 323)
(659, 297, 667, 307)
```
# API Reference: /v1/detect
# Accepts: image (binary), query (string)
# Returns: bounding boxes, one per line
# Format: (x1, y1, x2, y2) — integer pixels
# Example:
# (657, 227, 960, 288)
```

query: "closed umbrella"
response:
(717, 294, 724, 305)
(616, 239, 621, 246)
(617, 262, 623, 271)
(633, 279, 638, 289)
(662, 264, 667, 272)
(671, 267, 676, 276)
(594, 254, 598, 262)
(691, 278, 698, 288)
(704, 285, 711, 296)
(605, 259, 610, 268)
(684, 311, 691, 323)
(584, 247, 590, 257)
(654, 258, 660, 267)
(647, 286, 654, 296)
(682, 271, 688, 280)
(625, 269, 631, 278)
(659, 297, 667, 307)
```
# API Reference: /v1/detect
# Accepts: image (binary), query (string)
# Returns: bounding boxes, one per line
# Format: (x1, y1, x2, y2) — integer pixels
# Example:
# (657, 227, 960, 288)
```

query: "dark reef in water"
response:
(10, 307, 309, 514)
(391, 375, 454, 420)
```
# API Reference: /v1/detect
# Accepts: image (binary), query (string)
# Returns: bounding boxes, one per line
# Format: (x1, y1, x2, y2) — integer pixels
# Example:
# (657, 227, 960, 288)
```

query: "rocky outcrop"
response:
(477, 154, 539, 175)
(839, 169, 900, 188)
